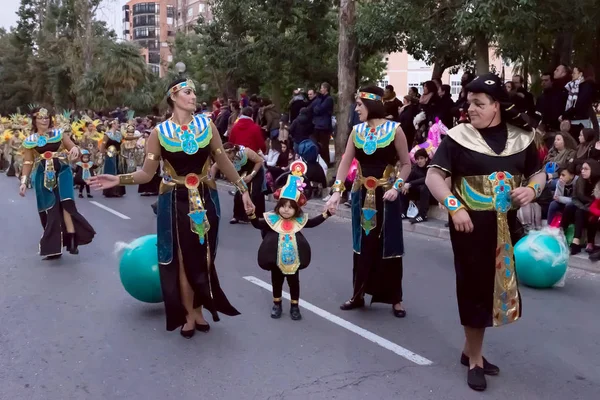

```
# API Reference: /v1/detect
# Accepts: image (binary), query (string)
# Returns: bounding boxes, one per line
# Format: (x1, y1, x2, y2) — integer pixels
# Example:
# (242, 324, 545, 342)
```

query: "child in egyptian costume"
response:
(73, 149, 97, 198)
(248, 160, 331, 321)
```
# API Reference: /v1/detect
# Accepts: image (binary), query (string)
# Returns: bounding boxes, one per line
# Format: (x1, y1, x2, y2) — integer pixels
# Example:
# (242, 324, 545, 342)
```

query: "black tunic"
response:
(430, 122, 541, 328)
(250, 212, 328, 272)
(103, 136, 126, 197)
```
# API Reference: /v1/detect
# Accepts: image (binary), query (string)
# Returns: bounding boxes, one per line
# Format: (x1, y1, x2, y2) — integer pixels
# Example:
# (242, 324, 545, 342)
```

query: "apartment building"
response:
(380, 50, 515, 100)
(175, 0, 211, 32)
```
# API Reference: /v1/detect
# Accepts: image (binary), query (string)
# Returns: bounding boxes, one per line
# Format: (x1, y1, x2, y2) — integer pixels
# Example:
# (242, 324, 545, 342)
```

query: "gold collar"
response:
(447, 123, 534, 157)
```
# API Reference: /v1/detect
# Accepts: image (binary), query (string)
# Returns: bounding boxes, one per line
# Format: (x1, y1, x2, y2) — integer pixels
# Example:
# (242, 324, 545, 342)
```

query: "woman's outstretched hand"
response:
(88, 174, 119, 191)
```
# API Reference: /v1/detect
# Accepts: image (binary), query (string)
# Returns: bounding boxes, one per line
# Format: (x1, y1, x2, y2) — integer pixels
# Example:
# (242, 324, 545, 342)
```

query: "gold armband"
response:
(119, 174, 136, 185)
(234, 178, 248, 194)
(248, 213, 257, 220)
(20, 175, 29, 185)
(443, 195, 466, 217)
(23, 161, 33, 165)
(331, 179, 345, 194)
(212, 148, 223, 156)
(146, 152, 160, 161)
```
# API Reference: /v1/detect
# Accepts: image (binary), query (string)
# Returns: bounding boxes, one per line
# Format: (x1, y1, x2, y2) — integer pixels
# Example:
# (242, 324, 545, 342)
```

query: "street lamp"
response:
(175, 62, 186, 76)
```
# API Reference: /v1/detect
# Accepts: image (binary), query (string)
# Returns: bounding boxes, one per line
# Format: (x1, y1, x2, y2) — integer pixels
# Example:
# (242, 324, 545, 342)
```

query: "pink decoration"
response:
(409, 118, 448, 163)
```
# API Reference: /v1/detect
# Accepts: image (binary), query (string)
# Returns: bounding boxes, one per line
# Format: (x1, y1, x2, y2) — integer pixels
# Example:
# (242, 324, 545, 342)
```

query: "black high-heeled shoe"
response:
(42, 254, 62, 260)
(393, 305, 407, 318)
(340, 298, 365, 311)
(195, 322, 210, 332)
(180, 325, 195, 339)
(67, 233, 79, 255)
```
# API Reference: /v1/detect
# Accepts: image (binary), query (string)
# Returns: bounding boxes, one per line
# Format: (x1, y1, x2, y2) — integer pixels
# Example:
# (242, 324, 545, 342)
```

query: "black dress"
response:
(429, 122, 541, 328)
(350, 121, 405, 305)
(155, 116, 239, 331)
(137, 164, 161, 195)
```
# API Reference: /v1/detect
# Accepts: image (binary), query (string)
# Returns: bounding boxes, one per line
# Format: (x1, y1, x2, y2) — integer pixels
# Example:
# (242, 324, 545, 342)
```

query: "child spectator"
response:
(400, 148, 432, 224)
(588, 182, 600, 261)
(547, 163, 578, 224)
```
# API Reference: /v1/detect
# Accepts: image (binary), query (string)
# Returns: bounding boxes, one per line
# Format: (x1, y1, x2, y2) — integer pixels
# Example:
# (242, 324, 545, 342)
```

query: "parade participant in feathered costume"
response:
(19, 107, 95, 259)
(248, 160, 332, 320)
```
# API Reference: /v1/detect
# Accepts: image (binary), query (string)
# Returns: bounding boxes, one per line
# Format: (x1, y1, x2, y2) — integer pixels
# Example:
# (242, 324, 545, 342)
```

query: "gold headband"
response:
(357, 91, 382, 102)
(34, 108, 49, 118)
(167, 79, 196, 97)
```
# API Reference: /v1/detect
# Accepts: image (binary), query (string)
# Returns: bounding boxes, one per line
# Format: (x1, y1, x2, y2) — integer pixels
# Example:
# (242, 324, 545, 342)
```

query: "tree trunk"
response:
(431, 62, 446, 80)
(474, 32, 489, 75)
(335, 0, 357, 165)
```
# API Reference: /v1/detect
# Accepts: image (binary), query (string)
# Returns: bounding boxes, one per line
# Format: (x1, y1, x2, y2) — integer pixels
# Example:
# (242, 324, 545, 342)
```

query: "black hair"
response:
(85, 121, 94, 128)
(385, 85, 394, 91)
(223, 142, 240, 152)
(166, 78, 187, 109)
(542, 72, 554, 80)
(30, 107, 54, 133)
(441, 84, 451, 96)
(274, 198, 303, 219)
(581, 128, 596, 143)
(513, 75, 524, 83)
(241, 106, 253, 117)
(423, 81, 437, 95)
(414, 148, 429, 160)
(558, 162, 577, 176)
(357, 86, 386, 120)
(249, 95, 259, 103)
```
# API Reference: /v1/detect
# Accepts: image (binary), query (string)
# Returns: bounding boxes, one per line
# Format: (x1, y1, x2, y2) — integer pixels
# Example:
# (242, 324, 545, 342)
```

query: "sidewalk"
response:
(217, 181, 600, 274)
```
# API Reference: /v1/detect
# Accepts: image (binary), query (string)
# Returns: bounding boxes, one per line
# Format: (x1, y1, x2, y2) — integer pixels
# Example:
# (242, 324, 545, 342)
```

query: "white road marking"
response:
(243, 275, 433, 366)
(89, 201, 131, 220)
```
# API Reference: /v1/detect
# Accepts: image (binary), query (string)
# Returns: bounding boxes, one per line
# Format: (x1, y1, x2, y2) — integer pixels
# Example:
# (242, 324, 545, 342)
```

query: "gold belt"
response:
(35, 151, 66, 190)
(352, 164, 395, 235)
(160, 159, 215, 245)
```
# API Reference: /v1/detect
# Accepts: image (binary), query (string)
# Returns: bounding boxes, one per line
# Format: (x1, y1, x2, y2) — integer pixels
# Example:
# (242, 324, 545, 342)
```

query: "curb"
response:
(216, 181, 600, 274)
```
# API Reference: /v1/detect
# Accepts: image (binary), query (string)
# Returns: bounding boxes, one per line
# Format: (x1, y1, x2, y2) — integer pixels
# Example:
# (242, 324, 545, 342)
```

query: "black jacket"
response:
(407, 164, 428, 186)
(289, 109, 313, 145)
(563, 80, 597, 121)
(536, 84, 568, 131)
(437, 94, 455, 129)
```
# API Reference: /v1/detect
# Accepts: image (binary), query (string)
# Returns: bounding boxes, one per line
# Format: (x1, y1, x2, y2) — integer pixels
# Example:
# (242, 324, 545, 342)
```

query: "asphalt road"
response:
(1, 173, 599, 400)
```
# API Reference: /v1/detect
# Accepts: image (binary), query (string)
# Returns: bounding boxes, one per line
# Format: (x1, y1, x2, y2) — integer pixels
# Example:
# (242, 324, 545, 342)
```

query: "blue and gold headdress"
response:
(167, 79, 196, 97)
(276, 160, 308, 205)
(33, 108, 49, 118)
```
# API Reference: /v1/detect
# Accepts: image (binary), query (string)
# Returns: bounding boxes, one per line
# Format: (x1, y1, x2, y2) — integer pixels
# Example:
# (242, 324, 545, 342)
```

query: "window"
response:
(149, 64, 160, 76)
(148, 52, 161, 64)
(199, 3, 206, 13)
(167, 5, 175, 18)
(133, 2, 159, 15)
(407, 83, 423, 94)
(187, 6, 194, 18)
(167, 55, 173, 62)
(133, 15, 157, 27)
(450, 80, 461, 96)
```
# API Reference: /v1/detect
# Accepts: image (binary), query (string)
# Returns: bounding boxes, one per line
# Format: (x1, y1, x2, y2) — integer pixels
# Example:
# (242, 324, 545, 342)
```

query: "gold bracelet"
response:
(322, 211, 329, 219)
(331, 179, 345, 194)
(20, 175, 29, 185)
(23, 161, 33, 165)
(443, 195, 466, 217)
(527, 182, 542, 198)
(234, 178, 248, 194)
(146, 152, 160, 161)
(248, 213, 257, 220)
(119, 174, 136, 185)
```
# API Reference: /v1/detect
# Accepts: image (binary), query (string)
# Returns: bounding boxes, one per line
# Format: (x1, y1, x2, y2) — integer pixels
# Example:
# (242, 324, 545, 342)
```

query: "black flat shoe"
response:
(229, 218, 239, 224)
(87, 194, 93, 198)
(460, 354, 500, 375)
(570, 243, 582, 255)
(195, 322, 210, 332)
(271, 302, 282, 319)
(290, 304, 302, 321)
(180, 325, 195, 339)
(66, 233, 79, 255)
(467, 366, 487, 391)
(340, 298, 365, 311)
(78, 194, 84, 198)
(42, 254, 62, 260)
(393, 306, 406, 318)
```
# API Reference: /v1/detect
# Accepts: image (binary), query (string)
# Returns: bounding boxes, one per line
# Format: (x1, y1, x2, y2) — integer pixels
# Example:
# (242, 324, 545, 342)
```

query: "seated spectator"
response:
(575, 128, 596, 163)
(547, 163, 578, 224)
(228, 106, 267, 154)
(561, 160, 600, 254)
(264, 140, 292, 189)
(400, 149, 433, 224)
(544, 133, 577, 191)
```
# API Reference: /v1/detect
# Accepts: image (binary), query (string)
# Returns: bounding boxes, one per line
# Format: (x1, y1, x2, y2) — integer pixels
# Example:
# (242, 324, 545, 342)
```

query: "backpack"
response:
(297, 139, 318, 163)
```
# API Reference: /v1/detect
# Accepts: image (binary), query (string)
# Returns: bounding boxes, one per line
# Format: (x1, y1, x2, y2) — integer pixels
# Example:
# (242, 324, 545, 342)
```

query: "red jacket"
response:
(228, 117, 266, 153)
(589, 199, 600, 218)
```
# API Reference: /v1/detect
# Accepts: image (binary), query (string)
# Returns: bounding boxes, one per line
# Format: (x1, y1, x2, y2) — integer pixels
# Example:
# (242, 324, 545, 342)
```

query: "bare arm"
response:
(394, 126, 411, 181)
(21, 148, 34, 180)
(127, 129, 161, 185)
(332, 132, 356, 182)
(62, 132, 78, 151)
(208, 122, 243, 184)
(425, 168, 453, 203)
(99, 135, 108, 153)
(245, 147, 264, 176)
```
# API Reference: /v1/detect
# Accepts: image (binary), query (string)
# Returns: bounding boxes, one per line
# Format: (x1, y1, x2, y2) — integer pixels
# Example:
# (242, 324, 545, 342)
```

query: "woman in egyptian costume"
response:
(90, 78, 255, 338)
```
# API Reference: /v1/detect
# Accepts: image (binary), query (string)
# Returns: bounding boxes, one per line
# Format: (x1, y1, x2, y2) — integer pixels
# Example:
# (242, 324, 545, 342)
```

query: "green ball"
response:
(514, 231, 568, 289)
(119, 234, 163, 303)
